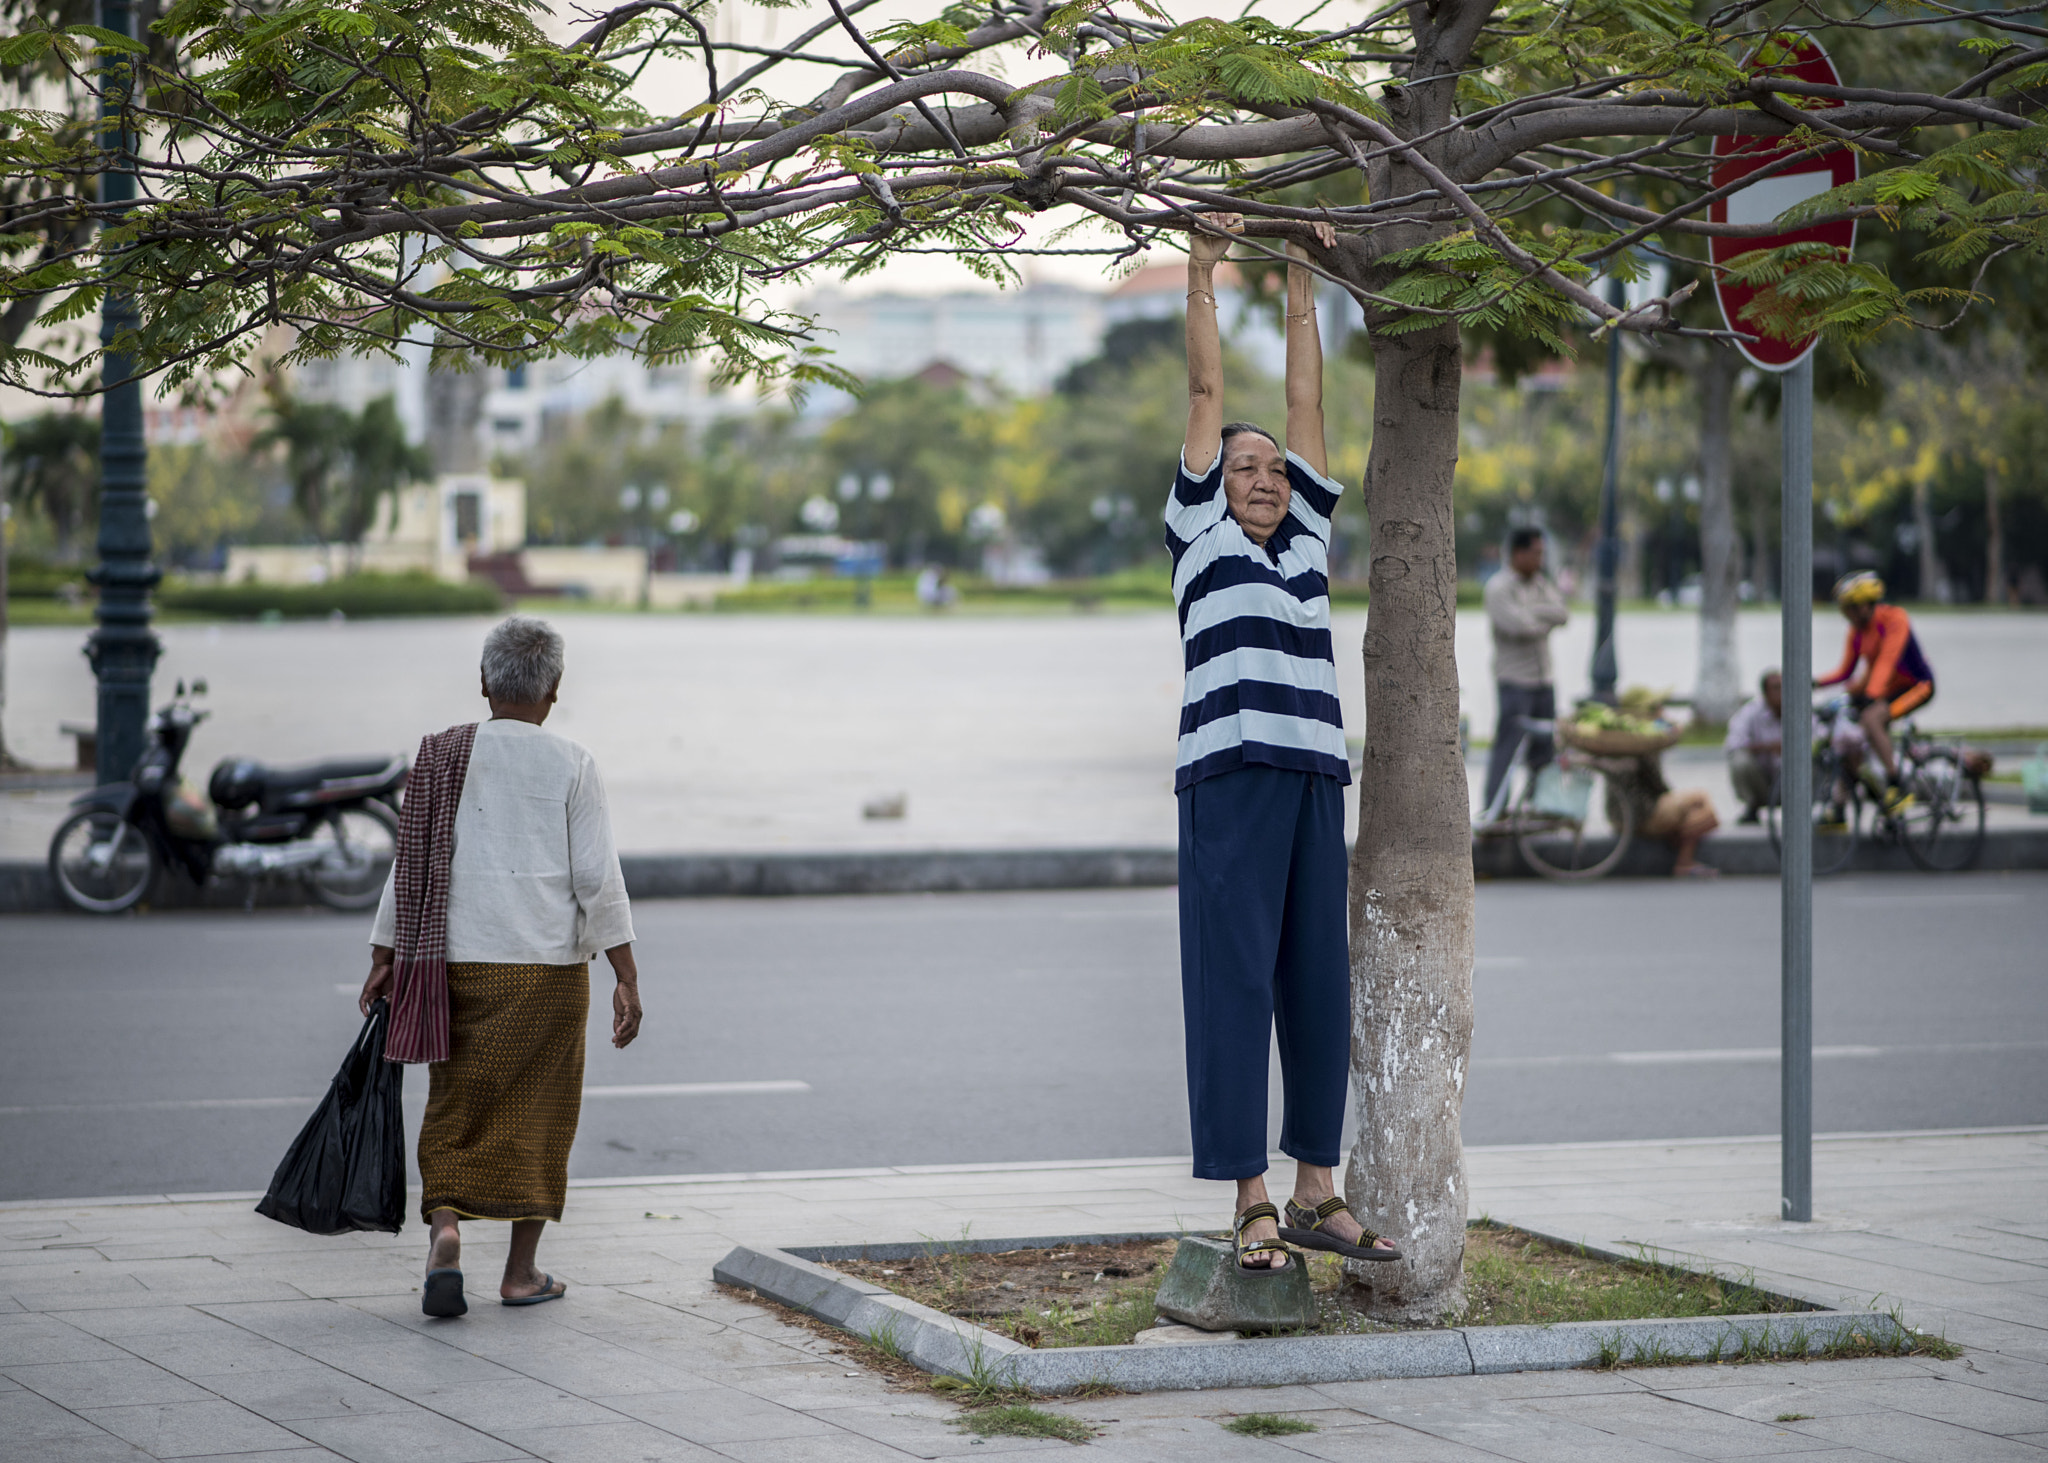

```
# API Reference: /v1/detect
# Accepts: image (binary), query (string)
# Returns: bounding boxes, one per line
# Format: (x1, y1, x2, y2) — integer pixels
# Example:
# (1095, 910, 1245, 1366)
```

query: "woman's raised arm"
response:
(1184, 213, 1239, 474)
(1285, 224, 1336, 478)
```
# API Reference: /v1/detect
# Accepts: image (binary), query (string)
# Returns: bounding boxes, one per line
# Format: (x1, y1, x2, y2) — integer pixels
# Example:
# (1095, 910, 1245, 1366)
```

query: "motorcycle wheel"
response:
(48, 810, 159, 913)
(306, 802, 400, 911)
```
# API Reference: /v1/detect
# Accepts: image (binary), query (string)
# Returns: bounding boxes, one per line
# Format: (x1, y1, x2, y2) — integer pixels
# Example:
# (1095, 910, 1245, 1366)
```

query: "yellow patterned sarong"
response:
(418, 961, 588, 1223)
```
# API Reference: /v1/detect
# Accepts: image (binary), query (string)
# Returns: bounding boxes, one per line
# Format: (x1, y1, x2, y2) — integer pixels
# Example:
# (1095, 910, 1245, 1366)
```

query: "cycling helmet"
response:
(1834, 571, 1885, 607)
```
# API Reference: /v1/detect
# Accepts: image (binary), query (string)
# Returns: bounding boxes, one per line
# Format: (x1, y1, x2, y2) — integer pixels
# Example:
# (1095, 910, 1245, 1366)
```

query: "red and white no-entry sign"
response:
(1709, 37, 1858, 372)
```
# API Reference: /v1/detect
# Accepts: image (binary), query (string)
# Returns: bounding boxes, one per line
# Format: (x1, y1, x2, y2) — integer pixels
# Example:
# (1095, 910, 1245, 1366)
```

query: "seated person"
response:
(1725, 669, 1788, 825)
(1816, 572, 1933, 815)
(1608, 752, 1720, 878)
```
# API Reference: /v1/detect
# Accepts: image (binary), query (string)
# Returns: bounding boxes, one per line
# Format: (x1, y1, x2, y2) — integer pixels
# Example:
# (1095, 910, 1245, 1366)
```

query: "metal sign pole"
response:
(1780, 353, 1815, 1224)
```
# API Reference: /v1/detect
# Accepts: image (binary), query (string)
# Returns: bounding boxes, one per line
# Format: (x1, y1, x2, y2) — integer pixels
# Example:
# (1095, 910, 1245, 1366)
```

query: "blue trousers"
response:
(1177, 765, 1350, 1181)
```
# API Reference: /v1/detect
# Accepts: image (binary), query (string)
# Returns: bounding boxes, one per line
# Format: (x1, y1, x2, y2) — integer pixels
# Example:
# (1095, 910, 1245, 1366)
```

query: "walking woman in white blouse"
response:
(360, 617, 641, 1317)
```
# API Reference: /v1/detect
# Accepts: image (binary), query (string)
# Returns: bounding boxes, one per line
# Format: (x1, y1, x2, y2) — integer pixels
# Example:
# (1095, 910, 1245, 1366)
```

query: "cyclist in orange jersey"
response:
(1816, 572, 1934, 813)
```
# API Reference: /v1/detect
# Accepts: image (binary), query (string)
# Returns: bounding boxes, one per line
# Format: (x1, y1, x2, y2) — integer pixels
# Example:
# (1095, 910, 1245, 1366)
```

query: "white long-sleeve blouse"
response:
(370, 718, 634, 964)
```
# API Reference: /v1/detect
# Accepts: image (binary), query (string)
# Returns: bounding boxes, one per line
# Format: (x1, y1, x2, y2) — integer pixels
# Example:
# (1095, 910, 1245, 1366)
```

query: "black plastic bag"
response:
(255, 997, 406, 1234)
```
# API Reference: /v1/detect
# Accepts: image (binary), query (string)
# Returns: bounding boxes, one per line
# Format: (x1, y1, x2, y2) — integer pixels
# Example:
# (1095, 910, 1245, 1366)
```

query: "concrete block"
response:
(1152, 1237, 1315, 1333)
(1134, 1323, 1241, 1345)
(1031, 1329, 1475, 1393)
(1461, 1310, 1909, 1375)
(714, 1245, 887, 1331)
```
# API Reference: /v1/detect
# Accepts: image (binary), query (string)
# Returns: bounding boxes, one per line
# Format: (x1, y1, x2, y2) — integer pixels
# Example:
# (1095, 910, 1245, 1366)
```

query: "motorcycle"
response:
(47, 680, 408, 914)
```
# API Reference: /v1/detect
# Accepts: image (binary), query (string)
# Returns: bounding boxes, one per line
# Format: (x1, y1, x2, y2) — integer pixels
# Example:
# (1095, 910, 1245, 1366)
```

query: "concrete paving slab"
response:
(192, 1367, 417, 1422)
(79, 1398, 309, 1458)
(0, 1434, 157, 1463)
(400, 1379, 629, 1432)
(283, 1405, 537, 1463)
(156, 1452, 348, 1463)
(3, 1132, 2045, 1461)
(712, 1434, 936, 1462)
(110, 1327, 327, 1380)
(151, 1453, 348, 1463)
(1811, 1376, 2048, 1433)
(605, 1384, 845, 1445)
(0, 1384, 138, 1444)
(4, 1356, 215, 1410)
(1781, 1410, 2048, 1461)
(1520, 1390, 1839, 1456)
(305, 1338, 531, 1394)
(485, 1419, 723, 1462)
(1264, 1423, 1512, 1462)
(0, 1314, 129, 1366)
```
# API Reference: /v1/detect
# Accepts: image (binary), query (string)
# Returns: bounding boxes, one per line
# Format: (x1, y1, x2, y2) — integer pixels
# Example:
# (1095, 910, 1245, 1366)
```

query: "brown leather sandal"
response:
(1279, 1196, 1402, 1261)
(1231, 1201, 1293, 1273)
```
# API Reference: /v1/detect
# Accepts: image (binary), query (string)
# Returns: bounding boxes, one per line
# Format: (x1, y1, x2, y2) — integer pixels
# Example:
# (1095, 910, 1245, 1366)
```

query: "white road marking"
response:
(582, 1081, 811, 1098)
(1610, 1045, 1885, 1064)
(1474, 1039, 2048, 1070)
(0, 1080, 811, 1116)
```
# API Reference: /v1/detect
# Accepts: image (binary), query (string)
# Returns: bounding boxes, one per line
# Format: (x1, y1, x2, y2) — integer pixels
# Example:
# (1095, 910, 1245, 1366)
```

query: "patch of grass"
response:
(1447, 1228, 1796, 1328)
(956, 1404, 1092, 1443)
(1776, 1412, 1813, 1422)
(866, 1311, 908, 1366)
(1224, 1412, 1319, 1437)
(1031, 1272, 1161, 1349)
(159, 571, 503, 619)
(4, 596, 96, 626)
(711, 566, 1177, 614)
(1923, 725, 2048, 745)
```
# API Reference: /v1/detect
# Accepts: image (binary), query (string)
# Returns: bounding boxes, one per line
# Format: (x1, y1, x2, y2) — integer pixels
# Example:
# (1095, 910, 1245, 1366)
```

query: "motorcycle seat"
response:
(211, 755, 407, 812)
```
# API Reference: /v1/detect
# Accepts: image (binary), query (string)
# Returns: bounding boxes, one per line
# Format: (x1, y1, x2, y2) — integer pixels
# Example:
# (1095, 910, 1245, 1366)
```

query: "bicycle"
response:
(1768, 695, 1986, 873)
(1473, 715, 1636, 881)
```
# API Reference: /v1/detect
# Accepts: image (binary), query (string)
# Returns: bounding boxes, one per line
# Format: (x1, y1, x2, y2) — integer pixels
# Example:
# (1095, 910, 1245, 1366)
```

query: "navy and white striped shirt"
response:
(1165, 445, 1349, 791)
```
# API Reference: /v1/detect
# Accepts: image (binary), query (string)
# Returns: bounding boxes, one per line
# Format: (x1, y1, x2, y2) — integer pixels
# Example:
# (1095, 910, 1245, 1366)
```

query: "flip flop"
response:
(422, 1268, 467, 1317)
(1279, 1197, 1403, 1262)
(502, 1274, 566, 1307)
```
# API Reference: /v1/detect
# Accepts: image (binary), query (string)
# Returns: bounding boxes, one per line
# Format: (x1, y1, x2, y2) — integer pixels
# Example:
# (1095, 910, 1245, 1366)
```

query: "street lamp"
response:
(85, 0, 161, 785)
(1587, 272, 1626, 705)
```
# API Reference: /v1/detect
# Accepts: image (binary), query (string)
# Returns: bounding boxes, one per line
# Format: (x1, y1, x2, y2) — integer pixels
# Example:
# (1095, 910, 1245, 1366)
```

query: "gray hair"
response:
(481, 615, 564, 704)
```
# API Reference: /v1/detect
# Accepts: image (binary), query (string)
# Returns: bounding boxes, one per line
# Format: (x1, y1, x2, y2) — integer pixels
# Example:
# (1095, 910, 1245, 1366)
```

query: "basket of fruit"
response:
(1558, 692, 1684, 756)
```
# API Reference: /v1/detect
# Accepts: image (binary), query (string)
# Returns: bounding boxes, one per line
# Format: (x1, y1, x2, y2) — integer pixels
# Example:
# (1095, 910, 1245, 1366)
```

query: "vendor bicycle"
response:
(1473, 715, 1636, 881)
(1767, 694, 1986, 874)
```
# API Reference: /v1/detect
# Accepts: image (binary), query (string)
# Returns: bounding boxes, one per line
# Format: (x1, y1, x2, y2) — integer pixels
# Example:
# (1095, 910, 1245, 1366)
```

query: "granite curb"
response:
(0, 845, 1181, 913)
(712, 1237, 1914, 1395)
(6, 825, 2046, 911)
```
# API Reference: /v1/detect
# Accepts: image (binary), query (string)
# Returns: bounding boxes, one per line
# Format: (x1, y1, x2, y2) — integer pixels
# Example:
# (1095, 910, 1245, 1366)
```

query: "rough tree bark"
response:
(1693, 347, 1743, 723)
(1344, 319, 1476, 1321)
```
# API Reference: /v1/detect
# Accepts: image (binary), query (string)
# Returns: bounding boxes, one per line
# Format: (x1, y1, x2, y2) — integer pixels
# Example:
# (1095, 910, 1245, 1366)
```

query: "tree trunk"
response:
(1984, 465, 2005, 605)
(1344, 321, 1475, 1322)
(1692, 347, 1741, 723)
(1912, 476, 1940, 602)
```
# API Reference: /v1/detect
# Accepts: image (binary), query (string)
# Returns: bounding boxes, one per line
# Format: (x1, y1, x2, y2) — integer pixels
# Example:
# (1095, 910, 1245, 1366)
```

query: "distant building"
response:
(796, 284, 1105, 396)
(274, 267, 1304, 460)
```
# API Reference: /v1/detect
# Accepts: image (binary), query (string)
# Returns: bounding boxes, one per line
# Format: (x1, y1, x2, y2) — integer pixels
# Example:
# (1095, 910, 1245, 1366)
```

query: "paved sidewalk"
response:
(2, 1129, 2044, 1461)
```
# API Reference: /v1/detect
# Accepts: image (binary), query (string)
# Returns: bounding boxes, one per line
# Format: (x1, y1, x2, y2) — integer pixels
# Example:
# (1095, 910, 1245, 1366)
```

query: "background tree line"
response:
(7, 317, 2045, 601)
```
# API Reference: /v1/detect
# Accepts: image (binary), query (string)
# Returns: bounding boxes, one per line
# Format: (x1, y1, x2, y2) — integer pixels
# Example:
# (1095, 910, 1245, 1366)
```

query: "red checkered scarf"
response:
(384, 722, 477, 1064)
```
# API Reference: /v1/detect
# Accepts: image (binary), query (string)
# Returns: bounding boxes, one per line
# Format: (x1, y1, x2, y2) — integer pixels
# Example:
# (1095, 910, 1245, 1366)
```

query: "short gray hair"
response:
(481, 615, 564, 704)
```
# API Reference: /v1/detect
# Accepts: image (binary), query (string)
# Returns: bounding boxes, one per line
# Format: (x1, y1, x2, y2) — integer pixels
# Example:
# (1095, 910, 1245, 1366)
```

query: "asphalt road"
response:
(2, 873, 2044, 1203)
